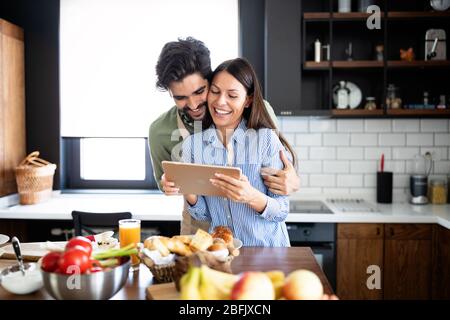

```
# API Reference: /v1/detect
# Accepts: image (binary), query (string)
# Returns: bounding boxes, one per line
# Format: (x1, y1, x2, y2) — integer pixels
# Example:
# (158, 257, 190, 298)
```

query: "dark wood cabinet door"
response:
(337, 224, 384, 300)
(384, 224, 432, 300)
(432, 225, 450, 299)
(265, 0, 301, 116)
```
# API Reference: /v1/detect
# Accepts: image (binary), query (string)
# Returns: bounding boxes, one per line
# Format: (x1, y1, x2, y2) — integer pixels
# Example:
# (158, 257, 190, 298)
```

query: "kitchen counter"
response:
(1, 192, 450, 229)
(0, 245, 333, 299)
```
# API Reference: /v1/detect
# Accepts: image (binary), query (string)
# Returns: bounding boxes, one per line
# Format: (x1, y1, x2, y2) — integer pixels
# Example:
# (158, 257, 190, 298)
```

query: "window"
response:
(59, 0, 239, 189)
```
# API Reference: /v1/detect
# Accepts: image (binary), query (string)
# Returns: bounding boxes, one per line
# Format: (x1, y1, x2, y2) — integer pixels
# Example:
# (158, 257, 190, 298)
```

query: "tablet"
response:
(162, 161, 242, 197)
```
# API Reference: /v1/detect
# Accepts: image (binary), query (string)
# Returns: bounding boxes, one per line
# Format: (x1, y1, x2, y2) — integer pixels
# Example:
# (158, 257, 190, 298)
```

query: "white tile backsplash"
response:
(310, 147, 336, 160)
(378, 134, 406, 146)
(323, 133, 350, 146)
(364, 147, 392, 160)
(420, 119, 448, 132)
(350, 161, 377, 173)
(351, 134, 378, 146)
(406, 134, 434, 146)
(310, 174, 336, 187)
(323, 161, 349, 173)
(279, 117, 450, 199)
(309, 119, 336, 133)
(337, 147, 364, 160)
(365, 119, 391, 132)
(282, 117, 308, 132)
(299, 161, 322, 173)
(435, 134, 450, 146)
(337, 119, 364, 132)
(337, 174, 363, 187)
(393, 119, 420, 132)
(296, 133, 322, 146)
(392, 147, 420, 160)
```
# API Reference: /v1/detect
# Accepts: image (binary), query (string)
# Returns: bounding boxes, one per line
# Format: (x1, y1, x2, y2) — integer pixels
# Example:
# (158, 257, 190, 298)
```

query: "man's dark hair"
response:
(155, 37, 212, 91)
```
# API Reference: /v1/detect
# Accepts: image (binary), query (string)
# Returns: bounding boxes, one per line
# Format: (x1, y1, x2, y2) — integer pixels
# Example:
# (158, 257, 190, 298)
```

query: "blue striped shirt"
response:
(182, 119, 290, 247)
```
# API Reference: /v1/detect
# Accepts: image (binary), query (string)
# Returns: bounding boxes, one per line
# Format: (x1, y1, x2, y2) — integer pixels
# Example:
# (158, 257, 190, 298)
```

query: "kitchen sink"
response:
(289, 200, 334, 214)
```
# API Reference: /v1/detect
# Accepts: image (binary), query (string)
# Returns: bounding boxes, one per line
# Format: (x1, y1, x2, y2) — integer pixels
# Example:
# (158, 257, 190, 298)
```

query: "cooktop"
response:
(289, 200, 334, 214)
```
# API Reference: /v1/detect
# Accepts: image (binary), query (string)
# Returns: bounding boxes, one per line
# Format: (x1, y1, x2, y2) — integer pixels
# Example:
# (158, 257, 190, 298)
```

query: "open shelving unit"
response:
(299, 0, 450, 118)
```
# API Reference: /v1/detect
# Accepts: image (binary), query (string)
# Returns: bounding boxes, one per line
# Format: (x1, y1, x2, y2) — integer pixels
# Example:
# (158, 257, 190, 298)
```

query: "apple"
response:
(282, 269, 324, 300)
(231, 272, 275, 300)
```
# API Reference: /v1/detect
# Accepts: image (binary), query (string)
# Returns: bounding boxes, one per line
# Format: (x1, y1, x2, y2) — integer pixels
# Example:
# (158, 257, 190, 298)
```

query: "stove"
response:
(289, 200, 334, 214)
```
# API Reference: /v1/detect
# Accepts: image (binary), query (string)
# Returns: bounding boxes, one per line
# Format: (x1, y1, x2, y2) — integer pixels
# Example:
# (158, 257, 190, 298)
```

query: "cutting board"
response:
(147, 282, 180, 300)
(0, 242, 65, 262)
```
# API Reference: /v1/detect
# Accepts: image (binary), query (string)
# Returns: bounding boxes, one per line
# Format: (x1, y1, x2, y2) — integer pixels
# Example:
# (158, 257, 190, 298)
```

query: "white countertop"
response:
(1, 192, 450, 229)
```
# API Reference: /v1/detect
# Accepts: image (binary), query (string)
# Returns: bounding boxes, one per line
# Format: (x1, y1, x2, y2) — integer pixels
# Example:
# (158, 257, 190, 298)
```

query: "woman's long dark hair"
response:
(203, 58, 297, 167)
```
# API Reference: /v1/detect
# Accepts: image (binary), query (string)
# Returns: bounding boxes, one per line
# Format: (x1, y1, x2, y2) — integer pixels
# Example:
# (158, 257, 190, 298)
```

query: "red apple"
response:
(231, 272, 275, 300)
(282, 269, 324, 300)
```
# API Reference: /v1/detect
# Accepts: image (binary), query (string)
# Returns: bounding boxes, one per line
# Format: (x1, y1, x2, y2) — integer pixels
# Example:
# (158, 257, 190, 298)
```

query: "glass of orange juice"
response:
(119, 219, 141, 271)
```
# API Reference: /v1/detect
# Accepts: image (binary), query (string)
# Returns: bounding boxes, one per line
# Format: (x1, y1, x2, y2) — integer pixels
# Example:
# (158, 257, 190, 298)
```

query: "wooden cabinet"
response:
(384, 224, 432, 300)
(337, 223, 434, 300)
(0, 19, 26, 197)
(337, 224, 384, 300)
(432, 225, 450, 299)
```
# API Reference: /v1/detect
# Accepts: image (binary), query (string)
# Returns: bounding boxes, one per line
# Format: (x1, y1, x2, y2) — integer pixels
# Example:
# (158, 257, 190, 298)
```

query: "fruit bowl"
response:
(41, 257, 130, 300)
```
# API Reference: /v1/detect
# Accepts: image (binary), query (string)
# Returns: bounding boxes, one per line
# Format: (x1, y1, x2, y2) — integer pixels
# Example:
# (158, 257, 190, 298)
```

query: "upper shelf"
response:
(387, 60, 450, 68)
(303, 11, 450, 21)
(304, 60, 450, 69)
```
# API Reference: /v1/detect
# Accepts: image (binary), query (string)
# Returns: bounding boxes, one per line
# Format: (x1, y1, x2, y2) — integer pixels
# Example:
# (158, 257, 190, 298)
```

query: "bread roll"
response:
(190, 229, 213, 252)
(211, 226, 233, 245)
(167, 238, 192, 256)
(144, 236, 170, 257)
(207, 243, 227, 252)
(171, 235, 193, 245)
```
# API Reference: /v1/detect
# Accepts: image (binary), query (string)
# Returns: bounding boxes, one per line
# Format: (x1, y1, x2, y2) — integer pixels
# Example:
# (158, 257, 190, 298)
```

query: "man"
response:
(149, 37, 300, 234)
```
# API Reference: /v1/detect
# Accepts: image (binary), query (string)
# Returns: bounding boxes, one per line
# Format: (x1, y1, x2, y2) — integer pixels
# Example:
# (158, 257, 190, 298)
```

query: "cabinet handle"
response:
(376, 227, 380, 236)
(390, 228, 394, 236)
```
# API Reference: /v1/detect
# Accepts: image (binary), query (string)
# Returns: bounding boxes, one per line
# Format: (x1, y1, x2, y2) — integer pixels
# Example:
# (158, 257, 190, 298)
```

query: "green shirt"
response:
(148, 101, 279, 190)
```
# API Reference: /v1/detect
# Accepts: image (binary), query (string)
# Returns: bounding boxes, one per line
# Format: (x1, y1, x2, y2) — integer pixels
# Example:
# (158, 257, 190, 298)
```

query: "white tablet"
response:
(162, 161, 242, 197)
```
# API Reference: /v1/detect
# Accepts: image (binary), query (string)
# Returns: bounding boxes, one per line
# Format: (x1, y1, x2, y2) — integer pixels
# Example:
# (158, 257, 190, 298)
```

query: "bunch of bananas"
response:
(179, 265, 285, 300)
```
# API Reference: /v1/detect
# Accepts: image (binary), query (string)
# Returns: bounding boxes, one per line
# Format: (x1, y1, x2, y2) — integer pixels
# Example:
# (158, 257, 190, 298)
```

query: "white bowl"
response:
(0, 263, 43, 295)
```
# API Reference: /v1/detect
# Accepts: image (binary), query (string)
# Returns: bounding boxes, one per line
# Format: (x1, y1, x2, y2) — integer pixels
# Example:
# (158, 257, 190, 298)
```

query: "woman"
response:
(180, 58, 297, 247)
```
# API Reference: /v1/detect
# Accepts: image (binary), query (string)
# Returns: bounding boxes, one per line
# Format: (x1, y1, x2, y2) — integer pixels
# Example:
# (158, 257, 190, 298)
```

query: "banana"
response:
(265, 270, 285, 300)
(199, 265, 239, 300)
(180, 266, 202, 300)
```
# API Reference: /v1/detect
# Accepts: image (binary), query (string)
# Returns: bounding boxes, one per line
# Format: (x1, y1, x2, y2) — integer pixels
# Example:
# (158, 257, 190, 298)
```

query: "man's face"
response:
(169, 73, 209, 121)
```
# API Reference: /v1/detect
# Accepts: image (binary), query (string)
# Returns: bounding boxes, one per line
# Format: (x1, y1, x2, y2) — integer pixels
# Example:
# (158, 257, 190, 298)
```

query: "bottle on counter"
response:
(428, 178, 448, 204)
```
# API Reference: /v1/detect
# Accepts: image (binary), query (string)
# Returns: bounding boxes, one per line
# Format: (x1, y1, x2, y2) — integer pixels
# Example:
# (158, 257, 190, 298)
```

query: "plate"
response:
(333, 81, 362, 109)
(0, 234, 10, 245)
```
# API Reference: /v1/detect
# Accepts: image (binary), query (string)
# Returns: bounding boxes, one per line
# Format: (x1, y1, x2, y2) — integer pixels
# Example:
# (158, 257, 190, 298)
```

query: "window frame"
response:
(61, 137, 159, 191)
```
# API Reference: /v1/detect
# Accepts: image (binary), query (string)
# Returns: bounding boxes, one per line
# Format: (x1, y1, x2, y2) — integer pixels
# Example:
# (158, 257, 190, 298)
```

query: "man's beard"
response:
(179, 102, 207, 122)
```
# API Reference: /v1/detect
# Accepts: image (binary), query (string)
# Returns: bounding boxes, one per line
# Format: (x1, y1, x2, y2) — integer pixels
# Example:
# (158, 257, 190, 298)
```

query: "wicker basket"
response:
(15, 151, 57, 205)
(141, 254, 176, 284)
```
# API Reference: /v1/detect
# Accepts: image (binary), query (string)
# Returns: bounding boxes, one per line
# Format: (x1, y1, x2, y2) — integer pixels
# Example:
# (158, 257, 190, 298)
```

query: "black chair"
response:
(71, 210, 132, 237)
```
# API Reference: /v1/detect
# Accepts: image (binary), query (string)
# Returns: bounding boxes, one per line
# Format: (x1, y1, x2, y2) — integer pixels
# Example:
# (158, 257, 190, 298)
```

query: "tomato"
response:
(66, 236, 93, 256)
(58, 248, 91, 274)
(41, 252, 62, 272)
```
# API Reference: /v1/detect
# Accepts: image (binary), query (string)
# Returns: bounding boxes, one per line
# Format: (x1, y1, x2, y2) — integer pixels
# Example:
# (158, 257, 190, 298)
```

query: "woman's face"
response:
(207, 70, 251, 133)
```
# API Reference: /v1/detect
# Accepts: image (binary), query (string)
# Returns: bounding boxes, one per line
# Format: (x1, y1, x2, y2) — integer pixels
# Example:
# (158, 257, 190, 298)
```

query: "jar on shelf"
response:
(428, 179, 447, 205)
(364, 97, 377, 110)
(386, 84, 402, 109)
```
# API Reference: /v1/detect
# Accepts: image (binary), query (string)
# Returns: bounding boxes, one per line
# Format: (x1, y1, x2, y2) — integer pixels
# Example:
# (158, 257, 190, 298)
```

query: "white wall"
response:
(280, 118, 450, 202)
